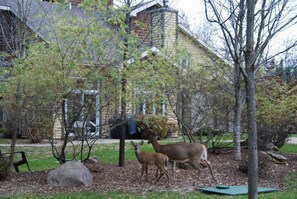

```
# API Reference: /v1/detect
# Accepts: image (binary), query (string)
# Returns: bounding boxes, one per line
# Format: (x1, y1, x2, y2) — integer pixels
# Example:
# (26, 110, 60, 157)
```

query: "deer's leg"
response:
(145, 164, 148, 181)
(154, 166, 164, 184)
(201, 159, 217, 182)
(173, 161, 176, 182)
(190, 159, 204, 181)
(155, 168, 160, 179)
(163, 167, 170, 184)
(191, 160, 203, 171)
(141, 164, 145, 181)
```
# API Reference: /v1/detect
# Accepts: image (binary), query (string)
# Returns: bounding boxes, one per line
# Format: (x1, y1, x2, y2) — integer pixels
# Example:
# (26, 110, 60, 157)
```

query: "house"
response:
(0, 0, 119, 139)
(129, 0, 229, 133)
(0, 0, 228, 140)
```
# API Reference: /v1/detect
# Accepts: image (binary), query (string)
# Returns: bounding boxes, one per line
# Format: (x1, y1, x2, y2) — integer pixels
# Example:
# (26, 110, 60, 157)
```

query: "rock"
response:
(47, 161, 93, 187)
(267, 151, 287, 163)
(85, 156, 99, 164)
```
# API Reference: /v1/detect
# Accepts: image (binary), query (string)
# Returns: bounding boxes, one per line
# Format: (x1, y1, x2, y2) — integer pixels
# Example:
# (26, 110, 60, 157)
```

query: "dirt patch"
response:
(1, 150, 297, 196)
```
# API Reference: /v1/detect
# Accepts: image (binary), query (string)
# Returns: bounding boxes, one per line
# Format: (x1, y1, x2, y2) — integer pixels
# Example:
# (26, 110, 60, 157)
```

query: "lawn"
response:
(280, 144, 297, 153)
(2, 190, 297, 199)
(0, 138, 296, 198)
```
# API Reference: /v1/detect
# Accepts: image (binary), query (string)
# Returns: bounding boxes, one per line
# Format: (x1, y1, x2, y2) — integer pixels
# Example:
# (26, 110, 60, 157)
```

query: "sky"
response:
(170, 0, 205, 27)
(171, 0, 297, 54)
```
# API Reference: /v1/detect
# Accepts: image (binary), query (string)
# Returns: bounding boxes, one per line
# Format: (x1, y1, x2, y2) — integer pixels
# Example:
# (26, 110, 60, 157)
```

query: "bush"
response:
(256, 78, 297, 148)
(136, 115, 168, 139)
(0, 128, 13, 139)
(196, 127, 224, 137)
(0, 155, 10, 180)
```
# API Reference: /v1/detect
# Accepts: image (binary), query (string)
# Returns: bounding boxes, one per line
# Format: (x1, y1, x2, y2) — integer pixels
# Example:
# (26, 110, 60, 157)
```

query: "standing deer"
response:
(130, 140, 170, 185)
(148, 136, 216, 182)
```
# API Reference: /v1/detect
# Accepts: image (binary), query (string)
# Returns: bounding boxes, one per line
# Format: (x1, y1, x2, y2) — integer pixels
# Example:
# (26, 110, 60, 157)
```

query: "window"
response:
(133, 89, 166, 116)
(65, 89, 100, 134)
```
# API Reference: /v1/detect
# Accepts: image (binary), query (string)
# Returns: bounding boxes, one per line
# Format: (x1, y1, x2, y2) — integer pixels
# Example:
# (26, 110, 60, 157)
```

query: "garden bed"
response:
(1, 150, 296, 196)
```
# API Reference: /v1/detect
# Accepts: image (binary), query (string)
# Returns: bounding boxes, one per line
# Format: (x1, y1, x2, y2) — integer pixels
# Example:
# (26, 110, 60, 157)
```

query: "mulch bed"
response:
(1, 149, 297, 196)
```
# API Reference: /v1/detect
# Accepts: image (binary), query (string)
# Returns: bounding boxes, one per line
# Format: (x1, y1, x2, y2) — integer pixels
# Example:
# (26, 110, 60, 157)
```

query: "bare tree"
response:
(204, 0, 297, 198)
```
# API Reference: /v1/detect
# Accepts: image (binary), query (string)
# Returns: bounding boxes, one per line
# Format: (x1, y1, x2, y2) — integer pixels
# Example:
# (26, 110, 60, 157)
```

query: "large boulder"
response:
(47, 161, 93, 187)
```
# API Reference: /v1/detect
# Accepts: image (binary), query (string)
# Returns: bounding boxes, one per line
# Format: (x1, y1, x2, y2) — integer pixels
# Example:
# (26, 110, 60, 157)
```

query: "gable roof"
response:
(0, 0, 111, 43)
(129, 0, 228, 65)
(130, 0, 163, 17)
(0, 0, 228, 67)
(0, 0, 123, 65)
(1, 0, 61, 42)
(178, 23, 225, 63)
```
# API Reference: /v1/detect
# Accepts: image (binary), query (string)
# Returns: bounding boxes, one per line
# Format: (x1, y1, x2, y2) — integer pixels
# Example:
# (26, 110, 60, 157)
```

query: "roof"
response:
(178, 23, 226, 63)
(1, 0, 61, 42)
(0, 0, 110, 42)
(0, 0, 123, 65)
(0, 0, 228, 67)
(128, 0, 229, 65)
(130, 0, 163, 17)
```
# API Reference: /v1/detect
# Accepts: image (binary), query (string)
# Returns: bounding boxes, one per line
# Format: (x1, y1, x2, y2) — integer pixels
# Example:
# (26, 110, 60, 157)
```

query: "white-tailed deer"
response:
(130, 140, 170, 184)
(148, 136, 216, 182)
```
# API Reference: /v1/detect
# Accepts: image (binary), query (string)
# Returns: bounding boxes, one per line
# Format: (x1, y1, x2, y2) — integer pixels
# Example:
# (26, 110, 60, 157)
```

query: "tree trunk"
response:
(233, 62, 241, 160)
(119, 75, 126, 167)
(181, 91, 192, 135)
(246, 1, 258, 198)
(9, 84, 21, 175)
(60, 100, 68, 164)
(245, 71, 258, 199)
(119, 5, 132, 166)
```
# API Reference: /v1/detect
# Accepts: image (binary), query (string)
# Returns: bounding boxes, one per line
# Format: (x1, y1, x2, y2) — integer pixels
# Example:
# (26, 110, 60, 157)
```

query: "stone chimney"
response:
(150, 8, 178, 50)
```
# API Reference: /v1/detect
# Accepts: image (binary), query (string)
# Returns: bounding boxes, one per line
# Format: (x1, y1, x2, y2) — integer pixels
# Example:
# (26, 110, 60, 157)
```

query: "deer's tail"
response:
(163, 156, 169, 170)
(201, 145, 208, 160)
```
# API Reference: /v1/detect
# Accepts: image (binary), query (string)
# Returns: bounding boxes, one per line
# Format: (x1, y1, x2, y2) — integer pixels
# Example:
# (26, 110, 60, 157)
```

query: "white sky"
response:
(171, 0, 297, 54)
(170, 0, 205, 27)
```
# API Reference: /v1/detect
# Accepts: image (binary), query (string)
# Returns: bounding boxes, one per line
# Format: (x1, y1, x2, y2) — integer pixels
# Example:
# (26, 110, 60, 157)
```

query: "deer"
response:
(130, 140, 170, 185)
(148, 136, 216, 182)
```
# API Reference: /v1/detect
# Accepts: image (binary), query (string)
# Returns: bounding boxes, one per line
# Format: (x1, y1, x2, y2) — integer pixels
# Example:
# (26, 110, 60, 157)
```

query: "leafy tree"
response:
(1, 0, 126, 163)
(256, 78, 297, 148)
(0, 0, 45, 176)
(1, 0, 175, 165)
(161, 44, 232, 143)
(204, 0, 297, 198)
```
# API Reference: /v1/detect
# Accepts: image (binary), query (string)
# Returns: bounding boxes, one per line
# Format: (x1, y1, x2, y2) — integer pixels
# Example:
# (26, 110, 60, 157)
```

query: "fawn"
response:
(130, 140, 169, 184)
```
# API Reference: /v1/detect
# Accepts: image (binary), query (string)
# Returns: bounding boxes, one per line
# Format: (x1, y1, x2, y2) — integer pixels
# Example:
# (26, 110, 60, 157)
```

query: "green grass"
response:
(1, 141, 155, 171)
(1, 190, 297, 199)
(91, 142, 155, 164)
(280, 144, 297, 153)
(0, 138, 30, 144)
(285, 172, 297, 190)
